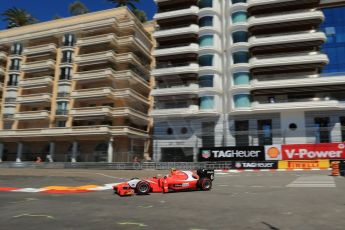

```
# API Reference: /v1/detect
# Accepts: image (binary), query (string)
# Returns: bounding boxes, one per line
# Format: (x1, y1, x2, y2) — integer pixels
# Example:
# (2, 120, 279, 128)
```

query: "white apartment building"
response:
(151, 0, 345, 162)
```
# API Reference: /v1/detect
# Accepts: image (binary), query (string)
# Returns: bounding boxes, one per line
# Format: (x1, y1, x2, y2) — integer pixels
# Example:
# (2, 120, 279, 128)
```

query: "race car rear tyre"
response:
(135, 181, 151, 195)
(199, 178, 212, 191)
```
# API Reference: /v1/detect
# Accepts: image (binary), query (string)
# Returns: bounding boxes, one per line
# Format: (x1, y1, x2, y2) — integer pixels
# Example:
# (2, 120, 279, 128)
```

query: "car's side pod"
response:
(197, 169, 215, 181)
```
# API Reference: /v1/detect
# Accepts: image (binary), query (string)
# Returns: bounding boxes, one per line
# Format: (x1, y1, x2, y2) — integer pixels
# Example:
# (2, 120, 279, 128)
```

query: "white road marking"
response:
(287, 176, 336, 188)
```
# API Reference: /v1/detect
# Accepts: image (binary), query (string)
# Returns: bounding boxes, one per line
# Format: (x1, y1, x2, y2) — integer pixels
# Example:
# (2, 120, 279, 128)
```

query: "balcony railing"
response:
(14, 110, 50, 120)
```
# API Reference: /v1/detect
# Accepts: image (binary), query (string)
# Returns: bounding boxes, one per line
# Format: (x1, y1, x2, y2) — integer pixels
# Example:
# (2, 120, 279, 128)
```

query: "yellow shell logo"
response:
(267, 147, 280, 158)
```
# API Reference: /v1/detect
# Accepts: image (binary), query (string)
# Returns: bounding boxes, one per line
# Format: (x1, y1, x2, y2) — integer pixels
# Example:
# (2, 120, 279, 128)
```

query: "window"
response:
(60, 67, 72, 80)
(56, 102, 68, 115)
(56, 120, 66, 127)
(341, 117, 345, 141)
(199, 35, 214, 47)
(10, 59, 21, 70)
(181, 127, 188, 134)
(289, 123, 298, 131)
(314, 117, 330, 143)
(232, 11, 248, 23)
(233, 51, 249, 64)
(63, 34, 76, 46)
(232, 0, 246, 3)
(199, 0, 212, 8)
(199, 75, 214, 88)
(202, 122, 215, 147)
(10, 43, 23, 55)
(234, 94, 250, 108)
(199, 16, 213, 27)
(232, 31, 248, 43)
(199, 55, 214, 66)
(199, 96, 214, 110)
(61, 50, 73, 63)
(3, 122, 13, 130)
(167, 128, 173, 135)
(235, 120, 249, 146)
(233, 72, 250, 85)
(258, 120, 272, 145)
(8, 74, 19, 86)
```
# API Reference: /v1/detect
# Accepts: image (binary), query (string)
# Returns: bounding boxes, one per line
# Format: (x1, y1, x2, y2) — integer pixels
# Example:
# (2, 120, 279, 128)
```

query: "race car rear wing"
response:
(197, 169, 215, 181)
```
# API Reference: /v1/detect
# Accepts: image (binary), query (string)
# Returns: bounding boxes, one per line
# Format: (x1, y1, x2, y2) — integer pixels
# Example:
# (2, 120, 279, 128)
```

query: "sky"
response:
(0, 0, 157, 29)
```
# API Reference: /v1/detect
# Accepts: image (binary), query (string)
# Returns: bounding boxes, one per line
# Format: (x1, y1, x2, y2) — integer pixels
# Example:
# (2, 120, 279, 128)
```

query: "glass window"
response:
(232, 31, 248, 43)
(199, 16, 213, 27)
(10, 59, 21, 70)
(341, 117, 345, 142)
(232, 11, 248, 23)
(235, 120, 249, 146)
(199, 75, 214, 87)
(60, 67, 72, 80)
(62, 50, 73, 63)
(8, 74, 19, 86)
(232, 0, 246, 3)
(56, 102, 68, 115)
(10, 43, 23, 55)
(199, 0, 213, 8)
(233, 51, 249, 64)
(199, 55, 214, 66)
(314, 117, 330, 143)
(56, 120, 66, 127)
(199, 96, 214, 110)
(321, 6, 345, 73)
(233, 72, 250, 85)
(63, 34, 76, 46)
(234, 94, 250, 108)
(258, 120, 272, 145)
(199, 35, 214, 47)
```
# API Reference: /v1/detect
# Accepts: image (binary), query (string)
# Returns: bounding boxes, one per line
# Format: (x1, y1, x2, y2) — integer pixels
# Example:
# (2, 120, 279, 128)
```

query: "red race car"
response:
(113, 169, 214, 196)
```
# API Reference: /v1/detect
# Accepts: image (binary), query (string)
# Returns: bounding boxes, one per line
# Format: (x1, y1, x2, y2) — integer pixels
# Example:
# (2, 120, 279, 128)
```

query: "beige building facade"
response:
(0, 7, 154, 162)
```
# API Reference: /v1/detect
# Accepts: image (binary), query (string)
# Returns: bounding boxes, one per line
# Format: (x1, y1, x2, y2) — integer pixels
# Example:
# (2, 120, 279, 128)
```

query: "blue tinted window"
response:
(232, 12, 247, 23)
(199, 55, 214, 66)
(199, 0, 212, 8)
(321, 6, 345, 73)
(199, 16, 213, 27)
(199, 35, 214, 47)
(234, 94, 251, 108)
(232, 31, 248, 43)
(233, 51, 249, 64)
(199, 96, 214, 110)
(199, 75, 214, 87)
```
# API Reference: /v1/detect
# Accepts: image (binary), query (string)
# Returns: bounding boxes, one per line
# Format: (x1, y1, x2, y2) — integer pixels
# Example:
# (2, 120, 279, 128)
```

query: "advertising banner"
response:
(199, 146, 265, 161)
(278, 160, 330, 169)
(281, 143, 345, 160)
(233, 161, 278, 169)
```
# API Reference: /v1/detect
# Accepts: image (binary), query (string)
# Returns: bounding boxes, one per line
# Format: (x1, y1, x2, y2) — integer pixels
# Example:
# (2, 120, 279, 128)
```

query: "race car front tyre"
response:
(135, 181, 151, 195)
(199, 178, 212, 191)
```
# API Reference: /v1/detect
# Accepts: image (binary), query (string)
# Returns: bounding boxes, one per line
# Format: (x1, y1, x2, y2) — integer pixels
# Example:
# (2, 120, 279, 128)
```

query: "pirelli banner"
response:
(265, 143, 345, 160)
(199, 146, 265, 161)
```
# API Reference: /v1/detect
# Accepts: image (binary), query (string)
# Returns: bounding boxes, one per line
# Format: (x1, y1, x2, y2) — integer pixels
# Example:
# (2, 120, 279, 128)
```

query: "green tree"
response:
(107, 0, 147, 22)
(133, 9, 147, 23)
(69, 0, 89, 16)
(107, 0, 140, 10)
(2, 7, 38, 28)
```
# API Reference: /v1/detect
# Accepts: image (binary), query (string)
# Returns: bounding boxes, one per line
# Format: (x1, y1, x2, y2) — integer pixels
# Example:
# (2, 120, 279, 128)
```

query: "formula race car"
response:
(113, 169, 214, 196)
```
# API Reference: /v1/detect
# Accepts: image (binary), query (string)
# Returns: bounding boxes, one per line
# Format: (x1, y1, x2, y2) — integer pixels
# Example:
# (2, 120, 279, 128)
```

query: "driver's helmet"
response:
(170, 168, 177, 174)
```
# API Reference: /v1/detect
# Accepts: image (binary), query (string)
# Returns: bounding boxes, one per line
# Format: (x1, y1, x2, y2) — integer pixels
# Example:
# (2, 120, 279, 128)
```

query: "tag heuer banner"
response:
(199, 146, 265, 161)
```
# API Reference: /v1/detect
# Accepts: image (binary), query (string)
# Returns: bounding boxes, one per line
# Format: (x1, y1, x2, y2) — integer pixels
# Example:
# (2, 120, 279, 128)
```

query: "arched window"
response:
(199, 35, 214, 47)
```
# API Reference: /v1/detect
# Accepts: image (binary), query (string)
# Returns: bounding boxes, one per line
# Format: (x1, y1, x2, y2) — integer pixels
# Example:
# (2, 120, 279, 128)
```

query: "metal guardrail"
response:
(0, 162, 233, 170)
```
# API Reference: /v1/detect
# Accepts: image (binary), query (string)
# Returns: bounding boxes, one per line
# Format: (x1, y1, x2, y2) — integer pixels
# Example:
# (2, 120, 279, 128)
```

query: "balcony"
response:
(16, 93, 52, 104)
(19, 76, 53, 88)
(23, 44, 57, 55)
(249, 32, 326, 51)
(0, 126, 148, 138)
(154, 6, 199, 20)
(248, 10, 324, 33)
(14, 110, 50, 120)
(151, 104, 220, 117)
(232, 98, 345, 114)
(251, 75, 345, 89)
(0, 66, 5, 76)
(248, 0, 320, 14)
(71, 87, 149, 104)
(75, 51, 147, 70)
(70, 107, 149, 122)
(21, 60, 56, 72)
(154, 24, 199, 38)
(151, 83, 199, 96)
(73, 68, 149, 88)
(154, 43, 199, 57)
(0, 51, 7, 60)
(249, 52, 329, 73)
(152, 63, 199, 77)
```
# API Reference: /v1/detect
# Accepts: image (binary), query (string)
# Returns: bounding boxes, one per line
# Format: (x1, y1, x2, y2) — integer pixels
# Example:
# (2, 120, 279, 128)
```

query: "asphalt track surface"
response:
(1, 169, 345, 230)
